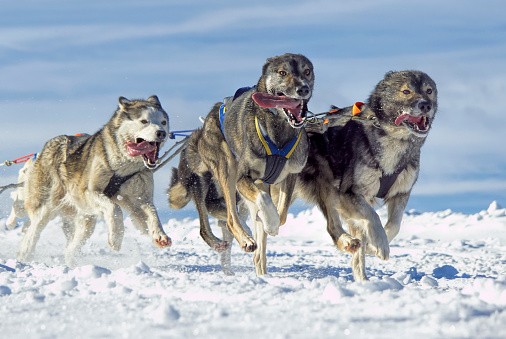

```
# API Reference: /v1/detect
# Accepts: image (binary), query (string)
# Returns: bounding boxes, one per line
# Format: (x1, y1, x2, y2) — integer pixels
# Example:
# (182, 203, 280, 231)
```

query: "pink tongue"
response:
(395, 113, 423, 126)
(125, 141, 156, 157)
(252, 92, 302, 121)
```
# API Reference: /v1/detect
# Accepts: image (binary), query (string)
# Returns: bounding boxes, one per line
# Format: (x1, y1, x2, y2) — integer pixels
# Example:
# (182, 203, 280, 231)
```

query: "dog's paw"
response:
(108, 237, 122, 252)
(366, 222, 390, 260)
(366, 242, 390, 260)
(213, 241, 230, 253)
(256, 192, 280, 236)
(337, 235, 361, 253)
(153, 234, 172, 248)
(240, 236, 257, 253)
(222, 269, 235, 276)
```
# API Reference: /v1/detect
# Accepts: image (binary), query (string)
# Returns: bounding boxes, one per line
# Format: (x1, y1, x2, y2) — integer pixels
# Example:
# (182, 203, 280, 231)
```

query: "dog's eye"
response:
(426, 88, 433, 94)
(304, 69, 311, 76)
(140, 120, 148, 124)
(161, 121, 167, 126)
(402, 89, 411, 95)
(279, 70, 287, 76)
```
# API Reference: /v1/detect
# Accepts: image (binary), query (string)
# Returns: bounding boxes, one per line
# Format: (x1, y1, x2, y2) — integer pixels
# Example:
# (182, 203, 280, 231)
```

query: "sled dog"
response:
(295, 70, 438, 281)
(168, 53, 314, 274)
(5, 159, 32, 230)
(18, 96, 172, 266)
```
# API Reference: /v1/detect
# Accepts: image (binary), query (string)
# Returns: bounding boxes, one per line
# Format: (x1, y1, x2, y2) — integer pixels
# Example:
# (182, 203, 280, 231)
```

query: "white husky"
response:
(18, 96, 172, 266)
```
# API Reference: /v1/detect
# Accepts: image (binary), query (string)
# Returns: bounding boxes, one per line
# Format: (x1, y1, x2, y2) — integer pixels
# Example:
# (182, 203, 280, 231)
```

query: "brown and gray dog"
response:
(168, 53, 314, 274)
(18, 96, 172, 266)
(295, 70, 438, 281)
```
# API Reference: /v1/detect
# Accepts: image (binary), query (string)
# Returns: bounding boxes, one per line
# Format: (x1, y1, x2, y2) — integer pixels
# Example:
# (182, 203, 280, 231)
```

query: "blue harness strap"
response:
(219, 104, 239, 159)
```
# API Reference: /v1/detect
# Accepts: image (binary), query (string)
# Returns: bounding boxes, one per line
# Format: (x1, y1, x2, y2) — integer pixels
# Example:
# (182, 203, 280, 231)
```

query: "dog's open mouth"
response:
(125, 138, 161, 169)
(252, 92, 306, 128)
(395, 113, 430, 135)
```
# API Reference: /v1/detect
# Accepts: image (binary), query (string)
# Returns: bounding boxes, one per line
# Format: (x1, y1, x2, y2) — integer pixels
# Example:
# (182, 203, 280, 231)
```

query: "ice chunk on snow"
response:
(74, 265, 111, 279)
(321, 282, 353, 303)
(487, 201, 502, 213)
(147, 300, 180, 325)
(420, 275, 438, 288)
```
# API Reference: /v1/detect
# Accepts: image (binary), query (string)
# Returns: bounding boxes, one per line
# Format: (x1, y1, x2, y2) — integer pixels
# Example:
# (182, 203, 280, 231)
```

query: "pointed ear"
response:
(147, 95, 161, 106)
(118, 96, 130, 109)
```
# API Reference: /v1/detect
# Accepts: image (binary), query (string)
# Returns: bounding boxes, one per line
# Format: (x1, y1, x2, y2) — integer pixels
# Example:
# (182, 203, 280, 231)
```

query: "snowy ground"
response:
(1, 202, 506, 338)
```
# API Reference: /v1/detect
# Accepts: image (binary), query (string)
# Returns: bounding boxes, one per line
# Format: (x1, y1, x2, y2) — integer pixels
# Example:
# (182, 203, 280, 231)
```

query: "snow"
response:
(1, 202, 506, 338)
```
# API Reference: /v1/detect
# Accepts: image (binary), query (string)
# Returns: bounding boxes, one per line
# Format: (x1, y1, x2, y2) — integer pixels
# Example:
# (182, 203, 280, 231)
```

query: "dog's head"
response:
(254, 53, 314, 128)
(115, 95, 169, 169)
(368, 70, 437, 138)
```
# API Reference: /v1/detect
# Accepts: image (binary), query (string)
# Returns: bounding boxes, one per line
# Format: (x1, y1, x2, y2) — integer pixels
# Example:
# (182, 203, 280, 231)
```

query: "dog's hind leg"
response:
(64, 215, 96, 267)
(197, 179, 229, 252)
(196, 199, 228, 253)
(6, 200, 23, 230)
(18, 206, 52, 262)
(219, 220, 234, 275)
(61, 216, 76, 246)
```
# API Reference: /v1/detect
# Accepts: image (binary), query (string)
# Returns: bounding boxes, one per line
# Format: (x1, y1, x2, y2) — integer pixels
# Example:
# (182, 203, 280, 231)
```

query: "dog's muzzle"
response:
(125, 137, 164, 169)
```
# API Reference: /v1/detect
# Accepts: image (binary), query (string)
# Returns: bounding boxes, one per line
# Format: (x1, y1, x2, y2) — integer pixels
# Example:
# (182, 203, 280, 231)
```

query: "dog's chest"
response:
(375, 136, 410, 175)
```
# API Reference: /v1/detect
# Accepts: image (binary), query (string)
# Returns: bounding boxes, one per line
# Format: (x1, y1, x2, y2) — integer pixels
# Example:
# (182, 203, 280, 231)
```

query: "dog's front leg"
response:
(274, 174, 297, 227)
(384, 192, 410, 243)
(119, 198, 171, 248)
(216, 168, 256, 253)
(141, 203, 171, 248)
(348, 221, 368, 282)
(339, 193, 389, 261)
(237, 175, 280, 236)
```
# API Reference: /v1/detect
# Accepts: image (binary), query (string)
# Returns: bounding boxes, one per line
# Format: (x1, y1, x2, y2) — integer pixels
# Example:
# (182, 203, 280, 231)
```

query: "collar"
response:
(254, 116, 301, 158)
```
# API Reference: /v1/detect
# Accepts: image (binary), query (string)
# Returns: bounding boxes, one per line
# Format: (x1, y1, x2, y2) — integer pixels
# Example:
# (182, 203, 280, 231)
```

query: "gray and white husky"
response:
(18, 96, 171, 266)
(168, 53, 314, 275)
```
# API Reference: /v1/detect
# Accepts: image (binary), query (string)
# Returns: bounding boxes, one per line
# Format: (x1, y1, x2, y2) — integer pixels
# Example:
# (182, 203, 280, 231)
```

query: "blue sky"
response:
(1, 0, 505, 217)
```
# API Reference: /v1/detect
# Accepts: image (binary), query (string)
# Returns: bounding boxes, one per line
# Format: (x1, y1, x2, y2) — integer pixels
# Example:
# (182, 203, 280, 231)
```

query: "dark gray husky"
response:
(294, 70, 438, 281)
(168, 53, 314, 274)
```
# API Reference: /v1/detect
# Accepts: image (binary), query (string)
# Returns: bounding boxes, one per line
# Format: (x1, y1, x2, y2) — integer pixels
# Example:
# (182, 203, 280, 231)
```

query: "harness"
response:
(306, 103, 406, 199)
(219, 87, 302, 185)
(65, 133, 139, 199)
(255, 116, 302, 184)
(376, 166, 406, 199)
(103, 172, 138, 198)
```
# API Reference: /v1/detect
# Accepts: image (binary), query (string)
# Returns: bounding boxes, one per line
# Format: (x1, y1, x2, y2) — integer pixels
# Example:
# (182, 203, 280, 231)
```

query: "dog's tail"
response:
(167, 167, 192, 210)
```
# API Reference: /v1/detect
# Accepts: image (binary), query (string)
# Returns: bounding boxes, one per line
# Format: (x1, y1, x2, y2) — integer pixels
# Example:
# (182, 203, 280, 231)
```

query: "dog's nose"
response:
(156, 130, 167, 140)
(418, 101, 432, 113)
(296, 85, 310, 97)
